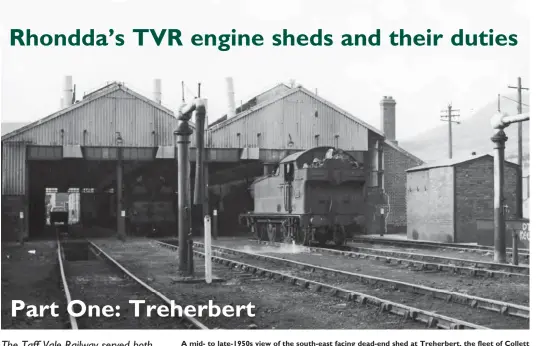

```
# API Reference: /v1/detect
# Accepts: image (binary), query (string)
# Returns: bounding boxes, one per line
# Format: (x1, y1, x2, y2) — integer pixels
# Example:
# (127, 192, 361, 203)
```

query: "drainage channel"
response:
(57, 238, 207, 329)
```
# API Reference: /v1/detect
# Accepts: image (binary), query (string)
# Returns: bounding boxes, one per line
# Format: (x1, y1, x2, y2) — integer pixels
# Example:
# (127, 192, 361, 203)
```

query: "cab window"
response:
(284, 162, 294, 182)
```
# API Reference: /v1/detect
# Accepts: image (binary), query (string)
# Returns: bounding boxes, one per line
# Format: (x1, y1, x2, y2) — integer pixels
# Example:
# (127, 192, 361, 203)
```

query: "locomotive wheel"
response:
(267, 224, 278, 243)
(295, 227, 310, 246)
(333, 225, 347, 246)
(259, 224, 269, 241)
(315, 227, 328, 246)
(252, 223, 267, 241)
(281, 224, 293, 244)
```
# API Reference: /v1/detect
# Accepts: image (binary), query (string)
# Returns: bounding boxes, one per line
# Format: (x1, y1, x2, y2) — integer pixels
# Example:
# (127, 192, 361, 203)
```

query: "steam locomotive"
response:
(239, 146, 367, 246)
(125, 175, 176, 237)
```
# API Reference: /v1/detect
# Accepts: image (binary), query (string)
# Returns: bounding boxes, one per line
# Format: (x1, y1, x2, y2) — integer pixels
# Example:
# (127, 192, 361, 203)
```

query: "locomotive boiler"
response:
(239, 146, 367, 246)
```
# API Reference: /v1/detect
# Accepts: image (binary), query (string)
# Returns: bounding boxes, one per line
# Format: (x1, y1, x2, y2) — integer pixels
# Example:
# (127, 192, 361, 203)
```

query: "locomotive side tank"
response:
(240, 146, 366, 246)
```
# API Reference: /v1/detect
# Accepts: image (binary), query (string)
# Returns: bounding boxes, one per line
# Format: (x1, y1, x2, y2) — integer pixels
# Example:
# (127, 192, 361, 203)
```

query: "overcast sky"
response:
(0, 0, 529, 141)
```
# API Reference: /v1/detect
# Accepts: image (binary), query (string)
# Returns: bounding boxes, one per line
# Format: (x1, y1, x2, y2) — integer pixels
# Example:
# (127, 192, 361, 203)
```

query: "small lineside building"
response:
(406, 153, 519, 244)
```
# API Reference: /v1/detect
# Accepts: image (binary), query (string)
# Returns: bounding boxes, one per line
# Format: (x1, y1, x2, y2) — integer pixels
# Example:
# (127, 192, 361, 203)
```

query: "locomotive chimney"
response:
(380, 96, 397, 145)
(153, 78, 162, 104)
(225, 77, 236, 118)
(62, 75, 73, 109)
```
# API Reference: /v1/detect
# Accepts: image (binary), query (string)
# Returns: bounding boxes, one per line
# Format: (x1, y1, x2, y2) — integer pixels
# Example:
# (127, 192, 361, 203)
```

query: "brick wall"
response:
(455, 157, 518, 243)
(382, 143, 424, 234)
(406, 170, 429, 240)
(407, 167, 455, 242)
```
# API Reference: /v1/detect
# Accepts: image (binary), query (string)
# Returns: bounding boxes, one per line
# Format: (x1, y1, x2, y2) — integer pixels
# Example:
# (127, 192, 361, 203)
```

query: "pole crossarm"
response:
(508, 85, 529, 91)
(491, 112, 530, 130)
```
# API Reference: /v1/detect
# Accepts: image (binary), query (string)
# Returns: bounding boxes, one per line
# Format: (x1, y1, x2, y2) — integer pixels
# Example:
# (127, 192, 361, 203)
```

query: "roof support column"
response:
(116, 146, 126, 240)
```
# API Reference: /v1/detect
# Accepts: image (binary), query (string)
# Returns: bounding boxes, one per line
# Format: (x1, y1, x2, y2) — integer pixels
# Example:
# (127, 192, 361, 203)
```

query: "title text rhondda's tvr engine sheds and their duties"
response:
(9, 28, 518, 51)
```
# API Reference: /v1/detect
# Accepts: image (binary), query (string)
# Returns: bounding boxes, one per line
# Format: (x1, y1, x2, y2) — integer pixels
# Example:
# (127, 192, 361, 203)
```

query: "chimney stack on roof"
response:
(225, 77, 236, 118)
(62, 76, 73, 109)
(380, 96, 397, 145)
(153, 78, 162, 104)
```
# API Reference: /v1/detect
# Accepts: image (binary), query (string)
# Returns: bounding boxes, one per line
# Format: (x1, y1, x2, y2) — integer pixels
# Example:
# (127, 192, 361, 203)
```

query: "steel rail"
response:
(249, 239, 529, 278)
(188, 241, 529, 320)
(350, 237, 529, 258)
(56, 238, 79, 330)
(87, 241, 209, 330)
(155, 240, 486, 330)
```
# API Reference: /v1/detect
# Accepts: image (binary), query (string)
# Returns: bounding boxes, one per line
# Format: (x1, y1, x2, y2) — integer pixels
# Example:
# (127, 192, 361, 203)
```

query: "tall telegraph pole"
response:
(507, 77, 529, 219)
(440, 103, 460, 159)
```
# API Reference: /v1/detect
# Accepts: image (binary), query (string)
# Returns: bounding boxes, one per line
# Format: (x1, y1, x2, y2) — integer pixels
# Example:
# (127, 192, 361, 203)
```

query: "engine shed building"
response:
(406, 154, 519, 244)
(2, 76, 423, 241)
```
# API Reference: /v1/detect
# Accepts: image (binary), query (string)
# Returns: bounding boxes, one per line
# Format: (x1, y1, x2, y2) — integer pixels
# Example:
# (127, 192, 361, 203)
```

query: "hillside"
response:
(400, 93, 530, 173)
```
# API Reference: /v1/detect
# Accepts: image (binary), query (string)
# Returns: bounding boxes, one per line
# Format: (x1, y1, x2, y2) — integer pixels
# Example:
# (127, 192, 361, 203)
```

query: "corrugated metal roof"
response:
(207, 89, 371, 151)
(210, 85, 384, 137)
(1, 82, 194, 142)
(406, 153, 519, 172)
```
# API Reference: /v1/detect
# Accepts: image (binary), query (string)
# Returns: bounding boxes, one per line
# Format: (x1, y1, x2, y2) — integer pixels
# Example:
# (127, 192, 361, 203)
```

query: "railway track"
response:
(352, 237, 529, 262)
(249, 239, 529, 278)
(158, 240, 527, 329)
(57, 237, 208, 329)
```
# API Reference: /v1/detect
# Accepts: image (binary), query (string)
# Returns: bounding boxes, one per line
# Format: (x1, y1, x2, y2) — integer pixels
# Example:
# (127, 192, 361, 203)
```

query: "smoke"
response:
(233, 242, 311, 255)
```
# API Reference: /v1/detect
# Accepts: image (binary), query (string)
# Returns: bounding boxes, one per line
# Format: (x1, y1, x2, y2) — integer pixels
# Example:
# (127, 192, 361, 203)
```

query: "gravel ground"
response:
(62, 241, 201, 329)
(190, 238, 529, 306)
(1, 241, 66, 329)
(196, 244, 528, 329)
(94, 238, 425, 329)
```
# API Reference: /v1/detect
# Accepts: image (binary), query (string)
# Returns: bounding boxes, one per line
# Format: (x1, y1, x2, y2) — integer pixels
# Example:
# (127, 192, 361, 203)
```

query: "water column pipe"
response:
(193, 100, 206, 235)
(175, 98, 206, 275)
(490, 111, 529, 263)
